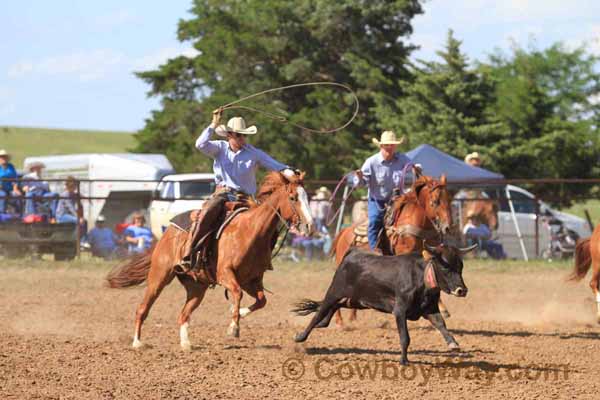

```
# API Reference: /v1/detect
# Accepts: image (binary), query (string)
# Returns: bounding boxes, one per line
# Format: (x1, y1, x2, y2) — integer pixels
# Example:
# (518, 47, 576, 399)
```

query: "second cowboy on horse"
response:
(176, 108, 297, 272)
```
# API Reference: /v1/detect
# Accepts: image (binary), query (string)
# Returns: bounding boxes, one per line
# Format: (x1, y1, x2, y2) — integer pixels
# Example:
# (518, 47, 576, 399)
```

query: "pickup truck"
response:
(0, 220, 78, 260)
(149, 173, 216, 238)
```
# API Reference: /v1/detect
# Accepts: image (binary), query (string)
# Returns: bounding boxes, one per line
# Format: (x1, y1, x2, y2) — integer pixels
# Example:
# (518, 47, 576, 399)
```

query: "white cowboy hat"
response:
(312, 186, 331, 200)
(27, 161, 46, 171)
(465, 152, 481, 163)
(372, 131, 405, 146)
(0, 149, 10, 159)
(215, 117, 258, 137)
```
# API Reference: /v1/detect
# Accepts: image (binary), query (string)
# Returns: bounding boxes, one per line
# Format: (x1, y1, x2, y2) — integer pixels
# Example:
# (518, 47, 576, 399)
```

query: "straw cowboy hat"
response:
(0, 149, 11, 160)
(215, 117, 257, 137)
(465, 152, 481, 163)
(313, 186, 331, 200)
(372, 131, 406, 146)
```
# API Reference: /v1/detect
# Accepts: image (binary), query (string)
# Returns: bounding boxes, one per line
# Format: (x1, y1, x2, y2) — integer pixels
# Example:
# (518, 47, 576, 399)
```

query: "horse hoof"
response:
(294, 333, 306, 343)
(448, 342, 460, 351)
(180, 341, 192, 351)
(227, 324, 240, 338)
(132, 339, 144, 349)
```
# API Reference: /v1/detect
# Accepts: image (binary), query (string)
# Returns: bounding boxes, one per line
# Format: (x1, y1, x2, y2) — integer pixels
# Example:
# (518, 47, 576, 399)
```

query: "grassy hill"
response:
(0, 126, 137, 169)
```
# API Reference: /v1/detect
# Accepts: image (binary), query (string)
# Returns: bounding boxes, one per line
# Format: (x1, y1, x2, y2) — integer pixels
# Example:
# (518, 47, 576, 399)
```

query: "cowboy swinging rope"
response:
(219, 82, 360, 134)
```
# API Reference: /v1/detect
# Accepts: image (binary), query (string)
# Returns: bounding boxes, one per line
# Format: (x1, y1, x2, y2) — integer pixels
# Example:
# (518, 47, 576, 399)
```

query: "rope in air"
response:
(218, 82, 360, 134)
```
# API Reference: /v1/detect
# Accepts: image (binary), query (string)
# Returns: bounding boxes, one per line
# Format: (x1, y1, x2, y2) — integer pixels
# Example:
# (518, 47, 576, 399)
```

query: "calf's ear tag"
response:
(424, 263, 438, 289)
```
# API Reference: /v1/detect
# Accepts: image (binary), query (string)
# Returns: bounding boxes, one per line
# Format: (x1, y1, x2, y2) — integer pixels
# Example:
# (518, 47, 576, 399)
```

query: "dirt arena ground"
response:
(1, 256, 600, 399)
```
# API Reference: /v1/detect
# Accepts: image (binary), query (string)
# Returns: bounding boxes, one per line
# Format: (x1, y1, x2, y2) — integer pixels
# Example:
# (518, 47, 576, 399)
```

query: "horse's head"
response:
(257, 171, 314, 235)
(414, 174, 453, 235)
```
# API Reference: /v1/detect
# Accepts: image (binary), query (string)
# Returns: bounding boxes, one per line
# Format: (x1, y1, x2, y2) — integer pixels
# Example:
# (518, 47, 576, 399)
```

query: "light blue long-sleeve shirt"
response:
(195, 126, 290, 196)
(353, 152, 412, 201)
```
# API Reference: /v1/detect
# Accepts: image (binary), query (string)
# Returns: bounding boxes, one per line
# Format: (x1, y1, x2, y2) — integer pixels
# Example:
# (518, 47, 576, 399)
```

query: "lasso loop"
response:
(219, 82, 360, 134)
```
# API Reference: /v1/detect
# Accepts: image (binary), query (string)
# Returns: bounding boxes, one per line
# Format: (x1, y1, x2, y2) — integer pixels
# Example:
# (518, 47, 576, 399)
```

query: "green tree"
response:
(484, 42, 600, 205)
(376, 30, 501, 159)
(135, 0, 424, 179)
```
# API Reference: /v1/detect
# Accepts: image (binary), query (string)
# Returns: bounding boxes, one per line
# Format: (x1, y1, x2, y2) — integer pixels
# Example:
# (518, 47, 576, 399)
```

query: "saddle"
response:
(170, 201, 248, 282)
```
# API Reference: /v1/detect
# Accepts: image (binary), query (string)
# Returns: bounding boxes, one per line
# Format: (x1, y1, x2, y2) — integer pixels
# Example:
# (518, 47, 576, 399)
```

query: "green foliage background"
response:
(134, 0, 600, 206)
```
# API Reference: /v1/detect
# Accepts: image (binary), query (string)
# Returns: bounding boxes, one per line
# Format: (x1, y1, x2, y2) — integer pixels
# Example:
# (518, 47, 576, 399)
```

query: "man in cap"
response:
(87, 215, 119, 259)
(0, 149, 19, 214)
(177, 108, 297, 271)
(354, 131, 416, 251)
(22, 161, 58, 218)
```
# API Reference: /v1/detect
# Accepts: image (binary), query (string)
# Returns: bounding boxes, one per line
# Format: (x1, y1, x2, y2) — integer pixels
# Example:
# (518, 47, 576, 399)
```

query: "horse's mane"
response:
(255, 171, 303, 203)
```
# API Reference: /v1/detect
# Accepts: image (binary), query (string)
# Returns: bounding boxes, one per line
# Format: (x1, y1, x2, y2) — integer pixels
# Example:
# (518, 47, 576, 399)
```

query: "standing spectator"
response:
(22, 162, 58, 218)
(464, 152, 482, 168)
(0, 149, 19, 214)
(87, 215, 118, 259)
(124, 212, 153, 254)
(309, 186, 331, 231)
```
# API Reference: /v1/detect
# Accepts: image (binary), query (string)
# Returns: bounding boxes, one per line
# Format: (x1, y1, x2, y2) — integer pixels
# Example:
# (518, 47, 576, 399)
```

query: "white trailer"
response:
(23, 153, 175, 229)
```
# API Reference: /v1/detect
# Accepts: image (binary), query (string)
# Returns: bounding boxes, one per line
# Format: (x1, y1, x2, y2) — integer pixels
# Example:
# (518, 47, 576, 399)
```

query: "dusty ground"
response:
(1, 257, 599, 399)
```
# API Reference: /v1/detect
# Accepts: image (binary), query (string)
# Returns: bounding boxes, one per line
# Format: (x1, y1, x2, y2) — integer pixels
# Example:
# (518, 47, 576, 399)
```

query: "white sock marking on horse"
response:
(297, 187, 314, 228)
(239, 307, 251, 318)
(180, 322, 191, 349)
(132, 334, 142, 349)
(595, 292, 600, 303)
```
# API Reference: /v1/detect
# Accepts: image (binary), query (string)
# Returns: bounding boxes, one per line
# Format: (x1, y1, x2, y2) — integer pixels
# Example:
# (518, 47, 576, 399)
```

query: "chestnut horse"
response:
(331, 174, 453, 326)
(569, 225, 600, 323)
(459, 192, 499, 231)
(107, 172, 314, 349)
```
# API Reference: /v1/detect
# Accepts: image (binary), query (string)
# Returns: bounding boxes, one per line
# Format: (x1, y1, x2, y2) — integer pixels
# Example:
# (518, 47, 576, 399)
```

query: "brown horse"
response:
(331, 174, 453, 326)
(107, 172, 314, 349)
(569, 225, 600, 323)
(459, 192, 499, 230)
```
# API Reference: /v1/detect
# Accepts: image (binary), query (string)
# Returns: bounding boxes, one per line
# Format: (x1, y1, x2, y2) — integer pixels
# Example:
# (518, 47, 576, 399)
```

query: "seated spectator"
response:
(463, 211, 506, 260)
(124, 212, 153, 254)
(309, 186, 332, 231)
(22, 162, 58, 218)
(0, 149, 20, 214)
(87, 215, 119, 259)
(56, 177, 83, 223)
(290, 225, 332, 261)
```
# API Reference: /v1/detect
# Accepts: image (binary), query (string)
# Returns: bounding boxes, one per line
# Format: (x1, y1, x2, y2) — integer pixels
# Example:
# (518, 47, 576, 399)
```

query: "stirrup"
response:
(174, 259, 192, 274)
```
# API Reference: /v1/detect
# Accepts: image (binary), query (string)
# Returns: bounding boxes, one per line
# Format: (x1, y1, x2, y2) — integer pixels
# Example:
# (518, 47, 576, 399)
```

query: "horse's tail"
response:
(106, 245, 155, 288)
(291, 299, 321, 316)
(568, 237, 592, 282)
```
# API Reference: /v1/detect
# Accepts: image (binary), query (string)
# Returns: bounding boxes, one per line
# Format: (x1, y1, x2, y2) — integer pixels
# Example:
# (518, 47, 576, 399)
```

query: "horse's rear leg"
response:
(133, 265, 175, 348)
(176, 276, 209, 350)
(236, 278, 267, 319)
(589, 262, 600, 323)
(220, 268, 243, 338)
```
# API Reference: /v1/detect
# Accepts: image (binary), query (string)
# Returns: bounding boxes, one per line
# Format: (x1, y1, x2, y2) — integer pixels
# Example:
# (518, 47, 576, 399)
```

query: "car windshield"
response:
(179, 181, 215, 199)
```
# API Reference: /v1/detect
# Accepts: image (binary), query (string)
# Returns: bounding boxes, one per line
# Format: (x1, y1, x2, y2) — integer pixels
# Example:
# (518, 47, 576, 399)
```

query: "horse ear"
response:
(422, 250, 433, 261)
(299, 171, 306, 182)
(440, 174, 447, 186)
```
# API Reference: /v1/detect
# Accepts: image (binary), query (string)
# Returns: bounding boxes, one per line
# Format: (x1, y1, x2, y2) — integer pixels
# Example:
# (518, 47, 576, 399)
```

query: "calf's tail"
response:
(291, 299, 321, 316)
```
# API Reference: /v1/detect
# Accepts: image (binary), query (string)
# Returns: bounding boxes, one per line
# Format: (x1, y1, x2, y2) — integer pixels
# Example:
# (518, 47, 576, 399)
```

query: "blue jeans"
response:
(367, 198, 387, 250)
(25, 191, 58, 217)
(57, 214, 78, 224)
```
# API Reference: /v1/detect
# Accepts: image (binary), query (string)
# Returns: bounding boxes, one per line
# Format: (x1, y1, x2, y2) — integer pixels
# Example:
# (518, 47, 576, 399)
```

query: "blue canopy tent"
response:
(405, 144, 504, 185)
